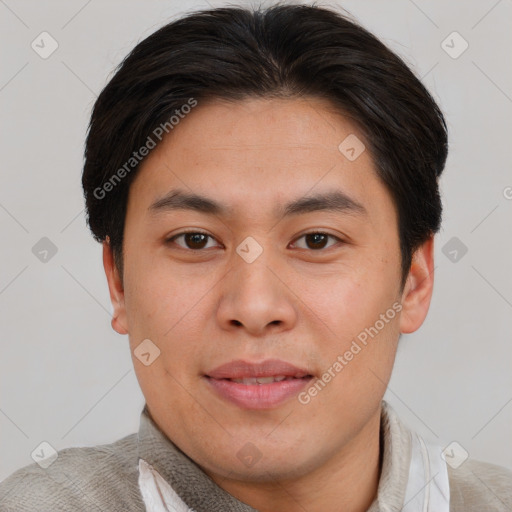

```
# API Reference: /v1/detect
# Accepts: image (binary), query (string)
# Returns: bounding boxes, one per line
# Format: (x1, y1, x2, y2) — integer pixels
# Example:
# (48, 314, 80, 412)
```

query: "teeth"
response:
(230, 375, 291, 384)
(255, 377, 277, 384)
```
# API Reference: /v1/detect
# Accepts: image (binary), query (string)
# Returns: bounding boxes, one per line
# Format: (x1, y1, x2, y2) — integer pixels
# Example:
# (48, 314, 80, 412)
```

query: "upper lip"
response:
(205, 359, 312, 379)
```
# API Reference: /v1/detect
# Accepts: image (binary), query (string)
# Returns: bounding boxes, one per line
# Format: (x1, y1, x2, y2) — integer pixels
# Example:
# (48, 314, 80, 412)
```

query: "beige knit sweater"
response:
(1, 401, 510, 511)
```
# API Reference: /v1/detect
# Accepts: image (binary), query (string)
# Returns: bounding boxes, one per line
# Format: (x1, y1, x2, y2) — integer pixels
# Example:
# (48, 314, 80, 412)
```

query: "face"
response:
(104, 97, 433, 484)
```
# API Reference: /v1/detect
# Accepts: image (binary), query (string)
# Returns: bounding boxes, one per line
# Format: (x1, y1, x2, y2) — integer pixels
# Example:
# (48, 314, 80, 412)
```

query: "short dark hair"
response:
(82, 2, 448, 291)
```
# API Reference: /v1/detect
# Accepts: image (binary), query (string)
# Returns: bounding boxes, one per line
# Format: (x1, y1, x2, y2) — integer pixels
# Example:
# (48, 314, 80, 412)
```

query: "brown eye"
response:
(184, 233, 208, 249)
(292, 232, 341, 251)
(168, 232, 218, 250)
(305, 233, 328, 249)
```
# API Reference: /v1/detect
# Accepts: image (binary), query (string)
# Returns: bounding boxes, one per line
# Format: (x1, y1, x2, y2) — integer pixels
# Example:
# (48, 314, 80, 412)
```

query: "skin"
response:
(103, 97, 434, 512)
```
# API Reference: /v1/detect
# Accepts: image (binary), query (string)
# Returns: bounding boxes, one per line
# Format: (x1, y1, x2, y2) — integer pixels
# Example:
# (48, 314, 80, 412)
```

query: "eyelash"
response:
(166, 230, 344, 252)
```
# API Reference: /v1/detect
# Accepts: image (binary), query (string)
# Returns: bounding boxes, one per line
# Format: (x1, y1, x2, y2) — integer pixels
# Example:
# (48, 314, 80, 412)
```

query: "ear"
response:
(399, 235, 435, 334)
(102, 238, 129, 335)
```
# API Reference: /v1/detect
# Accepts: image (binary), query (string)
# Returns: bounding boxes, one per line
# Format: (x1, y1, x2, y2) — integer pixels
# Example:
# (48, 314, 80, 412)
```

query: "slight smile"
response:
(204, 359, 314, 410)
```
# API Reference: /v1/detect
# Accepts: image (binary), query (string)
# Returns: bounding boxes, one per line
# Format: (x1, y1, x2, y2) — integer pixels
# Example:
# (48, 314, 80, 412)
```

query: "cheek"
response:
(123, 253, 213, 365)
(298, 255, 400, 359)
(123, 244, 184, 317)
(297, 266, 374, 338)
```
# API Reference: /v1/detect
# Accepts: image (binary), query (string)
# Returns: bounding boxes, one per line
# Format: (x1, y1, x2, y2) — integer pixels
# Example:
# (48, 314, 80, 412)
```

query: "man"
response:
(1, 3, 510, 511)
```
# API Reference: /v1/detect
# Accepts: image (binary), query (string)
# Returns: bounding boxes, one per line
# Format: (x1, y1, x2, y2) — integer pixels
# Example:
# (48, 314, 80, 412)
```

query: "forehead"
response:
(155, 96, 365, 160)
(128, 97, 396, 226)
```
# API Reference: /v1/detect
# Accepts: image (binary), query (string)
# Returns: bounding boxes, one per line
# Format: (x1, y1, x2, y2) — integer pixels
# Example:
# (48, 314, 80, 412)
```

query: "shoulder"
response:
(448, 457, 512, 512)
(0, 432, 145, 512)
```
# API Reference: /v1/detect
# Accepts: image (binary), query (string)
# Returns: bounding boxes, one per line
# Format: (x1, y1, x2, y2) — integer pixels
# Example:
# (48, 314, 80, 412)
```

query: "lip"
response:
(206, 358, 311, 379)
(204, 359, 314, 409)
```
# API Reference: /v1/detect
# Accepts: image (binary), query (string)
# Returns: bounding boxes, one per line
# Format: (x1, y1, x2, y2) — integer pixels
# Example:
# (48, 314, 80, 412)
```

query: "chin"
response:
(198, 436, 326, 483)
(205, 455, 315, 484)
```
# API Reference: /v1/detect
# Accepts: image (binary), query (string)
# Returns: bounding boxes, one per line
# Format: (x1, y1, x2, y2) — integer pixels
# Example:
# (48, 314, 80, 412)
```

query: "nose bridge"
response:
(230, 235, 279, 301)
(234, 243, 274, 291)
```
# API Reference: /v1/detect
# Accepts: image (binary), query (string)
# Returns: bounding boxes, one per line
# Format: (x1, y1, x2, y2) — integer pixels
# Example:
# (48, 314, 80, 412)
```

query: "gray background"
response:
(1, 0, 511, 481)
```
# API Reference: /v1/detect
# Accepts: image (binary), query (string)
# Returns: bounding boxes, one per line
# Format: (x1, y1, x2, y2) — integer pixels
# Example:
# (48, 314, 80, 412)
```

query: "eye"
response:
(166, 230, 343, 252)
(291, 232, 343, 251)
(167, 231, 220, 251)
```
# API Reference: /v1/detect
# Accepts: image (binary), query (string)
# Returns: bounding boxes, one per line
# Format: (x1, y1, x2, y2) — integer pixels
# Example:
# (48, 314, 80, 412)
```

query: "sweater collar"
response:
(136, 404, 256, 511)
(368, 400, 412, 512)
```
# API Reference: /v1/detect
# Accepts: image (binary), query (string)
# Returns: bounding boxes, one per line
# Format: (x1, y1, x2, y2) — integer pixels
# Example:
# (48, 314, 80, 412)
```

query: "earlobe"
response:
(399, 236, 435, 334)
(102, 238, 129, 335)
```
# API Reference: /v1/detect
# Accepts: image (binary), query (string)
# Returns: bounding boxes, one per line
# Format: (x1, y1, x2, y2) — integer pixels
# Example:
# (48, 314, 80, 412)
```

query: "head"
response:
(82, 3, 447, 486)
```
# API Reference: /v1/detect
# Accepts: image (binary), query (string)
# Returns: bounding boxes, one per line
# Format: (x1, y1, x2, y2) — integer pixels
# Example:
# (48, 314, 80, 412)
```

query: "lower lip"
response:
(204, 376, 313, 409)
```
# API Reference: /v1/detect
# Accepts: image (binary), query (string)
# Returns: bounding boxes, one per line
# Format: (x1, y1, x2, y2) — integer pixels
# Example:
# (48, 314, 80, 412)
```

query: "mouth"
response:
(204, 359, 314, 409)
(224, 375, 310, 384)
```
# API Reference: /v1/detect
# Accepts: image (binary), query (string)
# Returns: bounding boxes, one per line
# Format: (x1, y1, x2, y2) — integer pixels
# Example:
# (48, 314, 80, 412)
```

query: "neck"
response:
(209, 406, 383, 512)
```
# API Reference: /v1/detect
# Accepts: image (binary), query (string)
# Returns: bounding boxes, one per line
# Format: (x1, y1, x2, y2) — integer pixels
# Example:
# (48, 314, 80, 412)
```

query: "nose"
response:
(215, 245, 298, 337)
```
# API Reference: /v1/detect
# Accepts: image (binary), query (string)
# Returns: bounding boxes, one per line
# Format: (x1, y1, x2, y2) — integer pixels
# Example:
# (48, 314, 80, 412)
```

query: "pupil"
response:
(186, 233, 207, 249)
(307, 233, 327, 249)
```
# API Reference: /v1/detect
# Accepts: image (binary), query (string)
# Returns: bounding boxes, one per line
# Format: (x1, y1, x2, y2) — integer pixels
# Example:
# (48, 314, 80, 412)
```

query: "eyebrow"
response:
(149, 188, 367, 218)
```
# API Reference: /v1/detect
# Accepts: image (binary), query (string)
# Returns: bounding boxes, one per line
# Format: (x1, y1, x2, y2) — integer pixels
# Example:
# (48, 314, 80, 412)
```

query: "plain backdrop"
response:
(1, 0, 511, 482)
